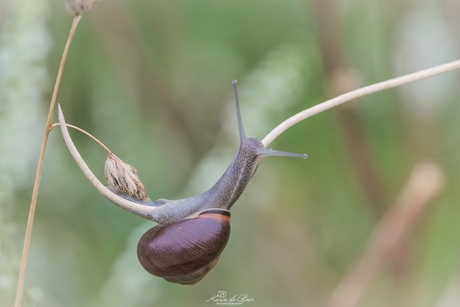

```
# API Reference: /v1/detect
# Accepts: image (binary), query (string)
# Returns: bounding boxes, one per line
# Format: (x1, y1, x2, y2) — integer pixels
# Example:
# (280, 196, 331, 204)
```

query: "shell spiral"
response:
(137, 209, 231, 285)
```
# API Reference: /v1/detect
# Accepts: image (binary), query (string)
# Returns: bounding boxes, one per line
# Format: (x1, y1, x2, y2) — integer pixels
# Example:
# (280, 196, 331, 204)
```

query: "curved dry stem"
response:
(57, 105, 157, 220)
(262, 59, 460, 147)
(51, 123, 112, 154)
(15, 15, 82, 307)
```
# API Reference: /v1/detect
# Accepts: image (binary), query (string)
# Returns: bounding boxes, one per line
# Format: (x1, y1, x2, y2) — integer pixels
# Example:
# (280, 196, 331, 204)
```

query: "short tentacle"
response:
(256, 148, 307, 159)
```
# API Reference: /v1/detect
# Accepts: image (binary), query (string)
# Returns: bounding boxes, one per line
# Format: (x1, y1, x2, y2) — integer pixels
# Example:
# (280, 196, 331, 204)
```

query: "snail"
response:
(57, 80, 307, 285)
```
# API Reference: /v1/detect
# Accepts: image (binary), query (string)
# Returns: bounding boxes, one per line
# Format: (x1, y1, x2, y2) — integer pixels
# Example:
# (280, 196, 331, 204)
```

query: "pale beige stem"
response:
(326, 162, 444, 307)
(57, 105, 156, 220)
(15, 15, 82, 307)
(262, 59, 460, 147)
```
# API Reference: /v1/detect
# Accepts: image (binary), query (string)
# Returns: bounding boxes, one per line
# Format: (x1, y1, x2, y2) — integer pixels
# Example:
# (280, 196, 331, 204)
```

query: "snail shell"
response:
(137, 209, 231, 285)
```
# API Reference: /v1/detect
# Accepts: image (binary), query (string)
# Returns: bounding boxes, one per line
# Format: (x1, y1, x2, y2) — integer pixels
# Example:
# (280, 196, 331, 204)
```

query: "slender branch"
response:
(14, 15, 82, 307)
(326, 162, 444, 307)
(51, 123, 112, 154)
(262, 59, 460, 147)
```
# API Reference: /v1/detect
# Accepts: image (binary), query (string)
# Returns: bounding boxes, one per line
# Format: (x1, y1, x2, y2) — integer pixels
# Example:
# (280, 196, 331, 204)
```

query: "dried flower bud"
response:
(65, 0, 99, 16)
(104, 153, 150, 202)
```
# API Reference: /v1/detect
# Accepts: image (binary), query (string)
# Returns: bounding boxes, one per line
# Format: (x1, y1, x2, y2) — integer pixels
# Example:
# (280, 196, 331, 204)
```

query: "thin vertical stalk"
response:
(14, 15, 82, 307)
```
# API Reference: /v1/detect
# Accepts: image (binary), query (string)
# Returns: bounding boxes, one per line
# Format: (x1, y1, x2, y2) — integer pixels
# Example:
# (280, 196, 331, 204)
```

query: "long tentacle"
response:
(232, 80, 247, 142)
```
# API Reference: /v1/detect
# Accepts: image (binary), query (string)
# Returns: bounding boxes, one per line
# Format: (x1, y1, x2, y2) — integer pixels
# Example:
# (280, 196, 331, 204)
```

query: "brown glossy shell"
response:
(137, 209, 231, 285)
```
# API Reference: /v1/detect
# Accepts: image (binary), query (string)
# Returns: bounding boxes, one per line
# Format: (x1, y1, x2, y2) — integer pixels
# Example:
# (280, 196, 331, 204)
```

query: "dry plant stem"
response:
(56, 60, 460, 224)
(14, 15, 82, 307)
(326, 162, 444, 307)
(262, 59, 460, 147)
(57, 105, 157, 219)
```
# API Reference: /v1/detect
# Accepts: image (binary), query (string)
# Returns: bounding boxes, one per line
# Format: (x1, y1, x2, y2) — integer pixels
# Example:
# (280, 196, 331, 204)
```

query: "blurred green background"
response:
(1, 0, 460, 306)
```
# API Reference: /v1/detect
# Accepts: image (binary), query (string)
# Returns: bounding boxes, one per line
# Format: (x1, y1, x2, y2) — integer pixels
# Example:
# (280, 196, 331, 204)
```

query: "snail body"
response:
(117, 81, 307, 225)
(148, 136, 278, 224)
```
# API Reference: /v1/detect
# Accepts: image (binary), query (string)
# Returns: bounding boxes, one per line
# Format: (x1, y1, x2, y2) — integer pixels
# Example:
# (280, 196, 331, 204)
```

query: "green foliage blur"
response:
(1, 0, 460, 306)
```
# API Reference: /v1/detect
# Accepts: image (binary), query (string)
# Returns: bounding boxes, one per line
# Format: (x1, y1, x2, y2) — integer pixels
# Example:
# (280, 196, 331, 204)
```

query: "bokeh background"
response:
(1, 0, 460, 306)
